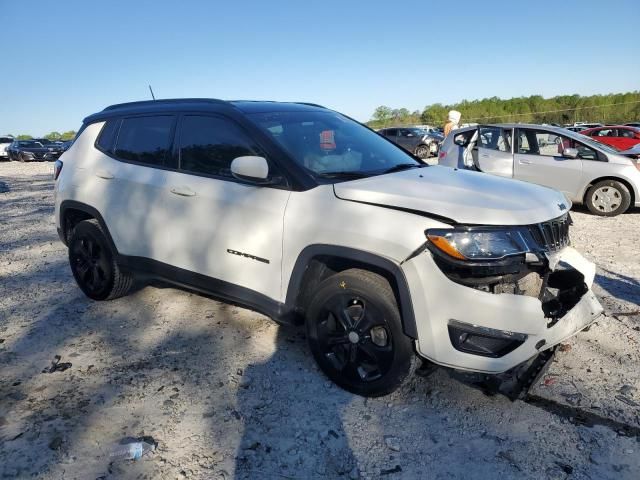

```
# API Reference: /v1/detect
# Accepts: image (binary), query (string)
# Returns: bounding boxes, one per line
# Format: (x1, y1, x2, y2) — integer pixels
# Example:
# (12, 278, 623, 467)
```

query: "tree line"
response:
(7, 131, 77, 141)
(368, 91, 640, 129)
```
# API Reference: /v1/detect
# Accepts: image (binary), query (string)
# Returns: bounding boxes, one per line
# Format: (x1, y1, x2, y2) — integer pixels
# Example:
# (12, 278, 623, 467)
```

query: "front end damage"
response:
(403, 213, 604, 398)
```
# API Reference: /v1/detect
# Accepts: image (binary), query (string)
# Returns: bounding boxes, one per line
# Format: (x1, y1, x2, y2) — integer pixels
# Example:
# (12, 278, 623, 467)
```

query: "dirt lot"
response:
(1, 161, 639, 479)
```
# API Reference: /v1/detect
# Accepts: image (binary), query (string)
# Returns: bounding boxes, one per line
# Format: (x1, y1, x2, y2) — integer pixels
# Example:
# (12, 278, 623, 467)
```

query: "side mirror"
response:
(230, 156, 270, 183)
(562, 148, 579, 159)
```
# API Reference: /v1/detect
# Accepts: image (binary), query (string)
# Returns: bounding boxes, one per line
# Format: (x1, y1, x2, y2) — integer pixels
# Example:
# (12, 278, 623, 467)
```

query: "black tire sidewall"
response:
(305, 270, 414, 397)
(586, 180, 631, 216)
(68, 221, 116, 300)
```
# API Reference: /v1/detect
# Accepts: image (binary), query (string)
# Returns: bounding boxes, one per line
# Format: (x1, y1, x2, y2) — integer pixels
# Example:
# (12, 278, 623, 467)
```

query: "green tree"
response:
(45, 131, 62, 140)
(61, 131, 76, 141)
(372, 106, 393, 126)
(16, 134, 32, 140)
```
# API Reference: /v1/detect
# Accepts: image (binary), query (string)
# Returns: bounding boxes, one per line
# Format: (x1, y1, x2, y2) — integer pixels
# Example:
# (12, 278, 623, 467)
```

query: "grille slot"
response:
(528, 214, 570, 252)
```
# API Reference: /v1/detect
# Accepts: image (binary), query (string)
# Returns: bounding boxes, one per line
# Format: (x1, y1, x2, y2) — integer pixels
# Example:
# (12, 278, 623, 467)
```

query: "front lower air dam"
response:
(447, 320, 527, 358)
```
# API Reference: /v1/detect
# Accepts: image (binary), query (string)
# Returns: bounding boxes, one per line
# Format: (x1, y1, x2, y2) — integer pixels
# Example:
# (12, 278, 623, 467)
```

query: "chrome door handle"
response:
(95, 169, 114, 179)
(519, 159, 532, 165)
(170, 186, 196, 197)
(480, 154, 489, 158)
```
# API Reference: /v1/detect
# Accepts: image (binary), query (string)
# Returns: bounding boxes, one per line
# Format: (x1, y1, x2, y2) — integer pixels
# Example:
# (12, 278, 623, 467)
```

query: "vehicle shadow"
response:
(595, 268, 640, 307)
(233, 325, 359, 479)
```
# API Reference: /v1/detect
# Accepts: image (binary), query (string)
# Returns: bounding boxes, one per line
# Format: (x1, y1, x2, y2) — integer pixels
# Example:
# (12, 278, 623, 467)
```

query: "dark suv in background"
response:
(7, 140, 63, 161)
(378, 127, 442, 159)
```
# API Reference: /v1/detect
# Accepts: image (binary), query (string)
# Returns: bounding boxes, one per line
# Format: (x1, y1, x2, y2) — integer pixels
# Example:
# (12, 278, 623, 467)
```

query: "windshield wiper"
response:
(381, 163, 425, 174)
(316, 171, 371, 179)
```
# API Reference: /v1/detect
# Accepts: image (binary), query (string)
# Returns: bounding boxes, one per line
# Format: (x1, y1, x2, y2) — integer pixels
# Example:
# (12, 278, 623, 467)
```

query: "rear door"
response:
(159, 114, 291, 301)
(513, 128, 584, 199)
(92, 115, 174, 259)
(474, 125, 514, 177)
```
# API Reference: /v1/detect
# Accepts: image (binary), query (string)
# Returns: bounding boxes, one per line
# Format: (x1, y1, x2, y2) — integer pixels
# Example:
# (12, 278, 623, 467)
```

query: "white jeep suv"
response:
(53, 99, 603, 397)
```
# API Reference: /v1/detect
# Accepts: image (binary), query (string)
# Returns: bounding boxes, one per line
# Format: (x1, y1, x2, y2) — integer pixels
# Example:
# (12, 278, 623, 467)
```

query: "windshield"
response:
(248, 111, 421, 178)
(18, 141, 41, 147)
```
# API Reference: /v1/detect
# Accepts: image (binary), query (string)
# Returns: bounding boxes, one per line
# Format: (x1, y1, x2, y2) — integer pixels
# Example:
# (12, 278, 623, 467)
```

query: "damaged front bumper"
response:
(403, 246, 603, 374)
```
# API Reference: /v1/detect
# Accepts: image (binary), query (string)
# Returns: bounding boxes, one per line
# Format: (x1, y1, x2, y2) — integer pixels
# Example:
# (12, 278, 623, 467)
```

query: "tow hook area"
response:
(445, 348, 558, 400)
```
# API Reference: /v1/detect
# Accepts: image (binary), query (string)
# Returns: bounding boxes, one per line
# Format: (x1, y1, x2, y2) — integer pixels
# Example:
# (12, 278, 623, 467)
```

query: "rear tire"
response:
(585, 180, 631, 216)
(305, 269, 416, 397)
(68, 219, 132, 300)
(414, 144, 429, 159)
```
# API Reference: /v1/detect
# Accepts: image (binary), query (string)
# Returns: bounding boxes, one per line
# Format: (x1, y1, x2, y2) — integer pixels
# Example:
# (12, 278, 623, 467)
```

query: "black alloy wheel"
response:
(316, 294, 393, 383)
(306, 269, 415, 397)
(68, 219, 132, 300)
(70, 232, 112, 298)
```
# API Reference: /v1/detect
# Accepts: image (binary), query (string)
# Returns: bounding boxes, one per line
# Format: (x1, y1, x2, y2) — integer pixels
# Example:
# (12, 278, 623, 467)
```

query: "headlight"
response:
(426, 228, 531, 261)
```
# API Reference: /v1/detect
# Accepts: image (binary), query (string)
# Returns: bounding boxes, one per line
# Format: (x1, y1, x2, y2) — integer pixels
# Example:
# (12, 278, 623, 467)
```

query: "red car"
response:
(580, 125, 640, 150)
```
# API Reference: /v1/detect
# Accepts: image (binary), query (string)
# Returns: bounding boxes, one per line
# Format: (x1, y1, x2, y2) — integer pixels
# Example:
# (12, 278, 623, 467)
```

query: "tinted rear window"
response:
(114, 116, 175, 166)
(95, 119, 121, 153)
(0, 137, 13, 143)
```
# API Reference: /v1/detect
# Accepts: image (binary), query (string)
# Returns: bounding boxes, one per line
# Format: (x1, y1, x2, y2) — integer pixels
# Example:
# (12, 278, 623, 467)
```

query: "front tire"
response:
(68, 219, 132, 300)
(585, 180, 631, 216)
(305, 269, 416, 397)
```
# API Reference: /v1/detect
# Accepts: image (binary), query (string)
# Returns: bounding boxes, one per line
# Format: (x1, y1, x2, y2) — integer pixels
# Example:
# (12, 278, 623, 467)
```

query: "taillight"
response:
(53, 160, 63, 180)
(439, 151, 446, 159)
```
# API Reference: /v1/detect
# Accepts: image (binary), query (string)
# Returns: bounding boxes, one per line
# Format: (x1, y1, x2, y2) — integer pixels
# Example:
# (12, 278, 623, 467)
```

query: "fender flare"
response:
(285, 244, 418, 339)
(58, 200, 119, 253)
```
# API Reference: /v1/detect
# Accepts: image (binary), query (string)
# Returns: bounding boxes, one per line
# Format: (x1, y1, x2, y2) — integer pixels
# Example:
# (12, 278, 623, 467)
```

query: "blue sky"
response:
(1, 0, 638, 136)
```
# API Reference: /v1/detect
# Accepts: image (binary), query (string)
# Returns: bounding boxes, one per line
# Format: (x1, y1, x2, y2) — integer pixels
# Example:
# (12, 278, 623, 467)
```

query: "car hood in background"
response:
(333, 166, 570, 226)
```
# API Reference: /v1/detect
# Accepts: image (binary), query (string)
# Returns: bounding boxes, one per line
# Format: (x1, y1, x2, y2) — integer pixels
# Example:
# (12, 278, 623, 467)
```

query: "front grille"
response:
(528, 213, 571, 252)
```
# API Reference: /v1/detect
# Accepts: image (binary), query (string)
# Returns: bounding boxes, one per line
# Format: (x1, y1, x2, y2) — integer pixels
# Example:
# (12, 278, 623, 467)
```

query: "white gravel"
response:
(1, 161, 639, 479)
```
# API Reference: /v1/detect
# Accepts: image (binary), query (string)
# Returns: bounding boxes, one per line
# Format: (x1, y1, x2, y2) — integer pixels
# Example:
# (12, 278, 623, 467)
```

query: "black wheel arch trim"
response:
(59, 200, 119, 250)
(285, 244, 418, 339)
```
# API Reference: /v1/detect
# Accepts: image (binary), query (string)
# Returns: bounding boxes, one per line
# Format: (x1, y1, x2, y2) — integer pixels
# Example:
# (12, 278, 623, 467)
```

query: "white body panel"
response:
(403, 246, 602, 373)
(333, 166, 571, 225)
(160, 170, 290, 300)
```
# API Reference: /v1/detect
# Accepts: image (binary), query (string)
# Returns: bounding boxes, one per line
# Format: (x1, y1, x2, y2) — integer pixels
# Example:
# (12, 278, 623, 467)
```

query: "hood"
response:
(333, 166, 570, 226)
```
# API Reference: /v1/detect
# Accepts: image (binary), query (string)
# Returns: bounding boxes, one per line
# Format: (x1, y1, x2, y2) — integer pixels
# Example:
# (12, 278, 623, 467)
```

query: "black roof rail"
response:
(102, 98, 228, 112)
(295, 102, 326, 109)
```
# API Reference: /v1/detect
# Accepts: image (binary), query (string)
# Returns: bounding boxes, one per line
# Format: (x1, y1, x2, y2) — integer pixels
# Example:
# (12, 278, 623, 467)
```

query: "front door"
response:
(474, 125, 514, 177)
(159, 114, 291, 301)
(513, 128, 584, 200)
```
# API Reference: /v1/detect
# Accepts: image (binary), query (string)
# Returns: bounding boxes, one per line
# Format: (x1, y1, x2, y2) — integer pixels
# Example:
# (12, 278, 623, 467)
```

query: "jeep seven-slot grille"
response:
(528, 214, 571, 252)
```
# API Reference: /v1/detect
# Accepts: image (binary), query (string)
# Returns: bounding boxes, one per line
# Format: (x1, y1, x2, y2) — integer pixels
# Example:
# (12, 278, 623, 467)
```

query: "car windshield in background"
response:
(248, 111, 421, 178)
(0, 137, 13, 143)
(18, 141, 42, 147)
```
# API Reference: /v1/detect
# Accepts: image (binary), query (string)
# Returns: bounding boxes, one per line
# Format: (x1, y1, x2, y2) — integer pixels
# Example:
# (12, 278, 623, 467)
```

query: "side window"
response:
(114, 115, 175, 166)
(385, 128, 398, 137)
(593, 128, 615, 137)
(178, 115, 260, 178)
(453, 129, 475, 146)
(478, 126, 511, 152)
(517, 129, 563, 156)
(619, 129, 635, 138)
(568, 140, 598, 160)
(95, 119, 120, 153)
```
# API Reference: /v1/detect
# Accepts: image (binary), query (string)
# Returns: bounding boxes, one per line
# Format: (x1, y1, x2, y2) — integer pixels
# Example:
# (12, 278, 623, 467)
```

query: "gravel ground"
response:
(1, 161, 639, 479)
